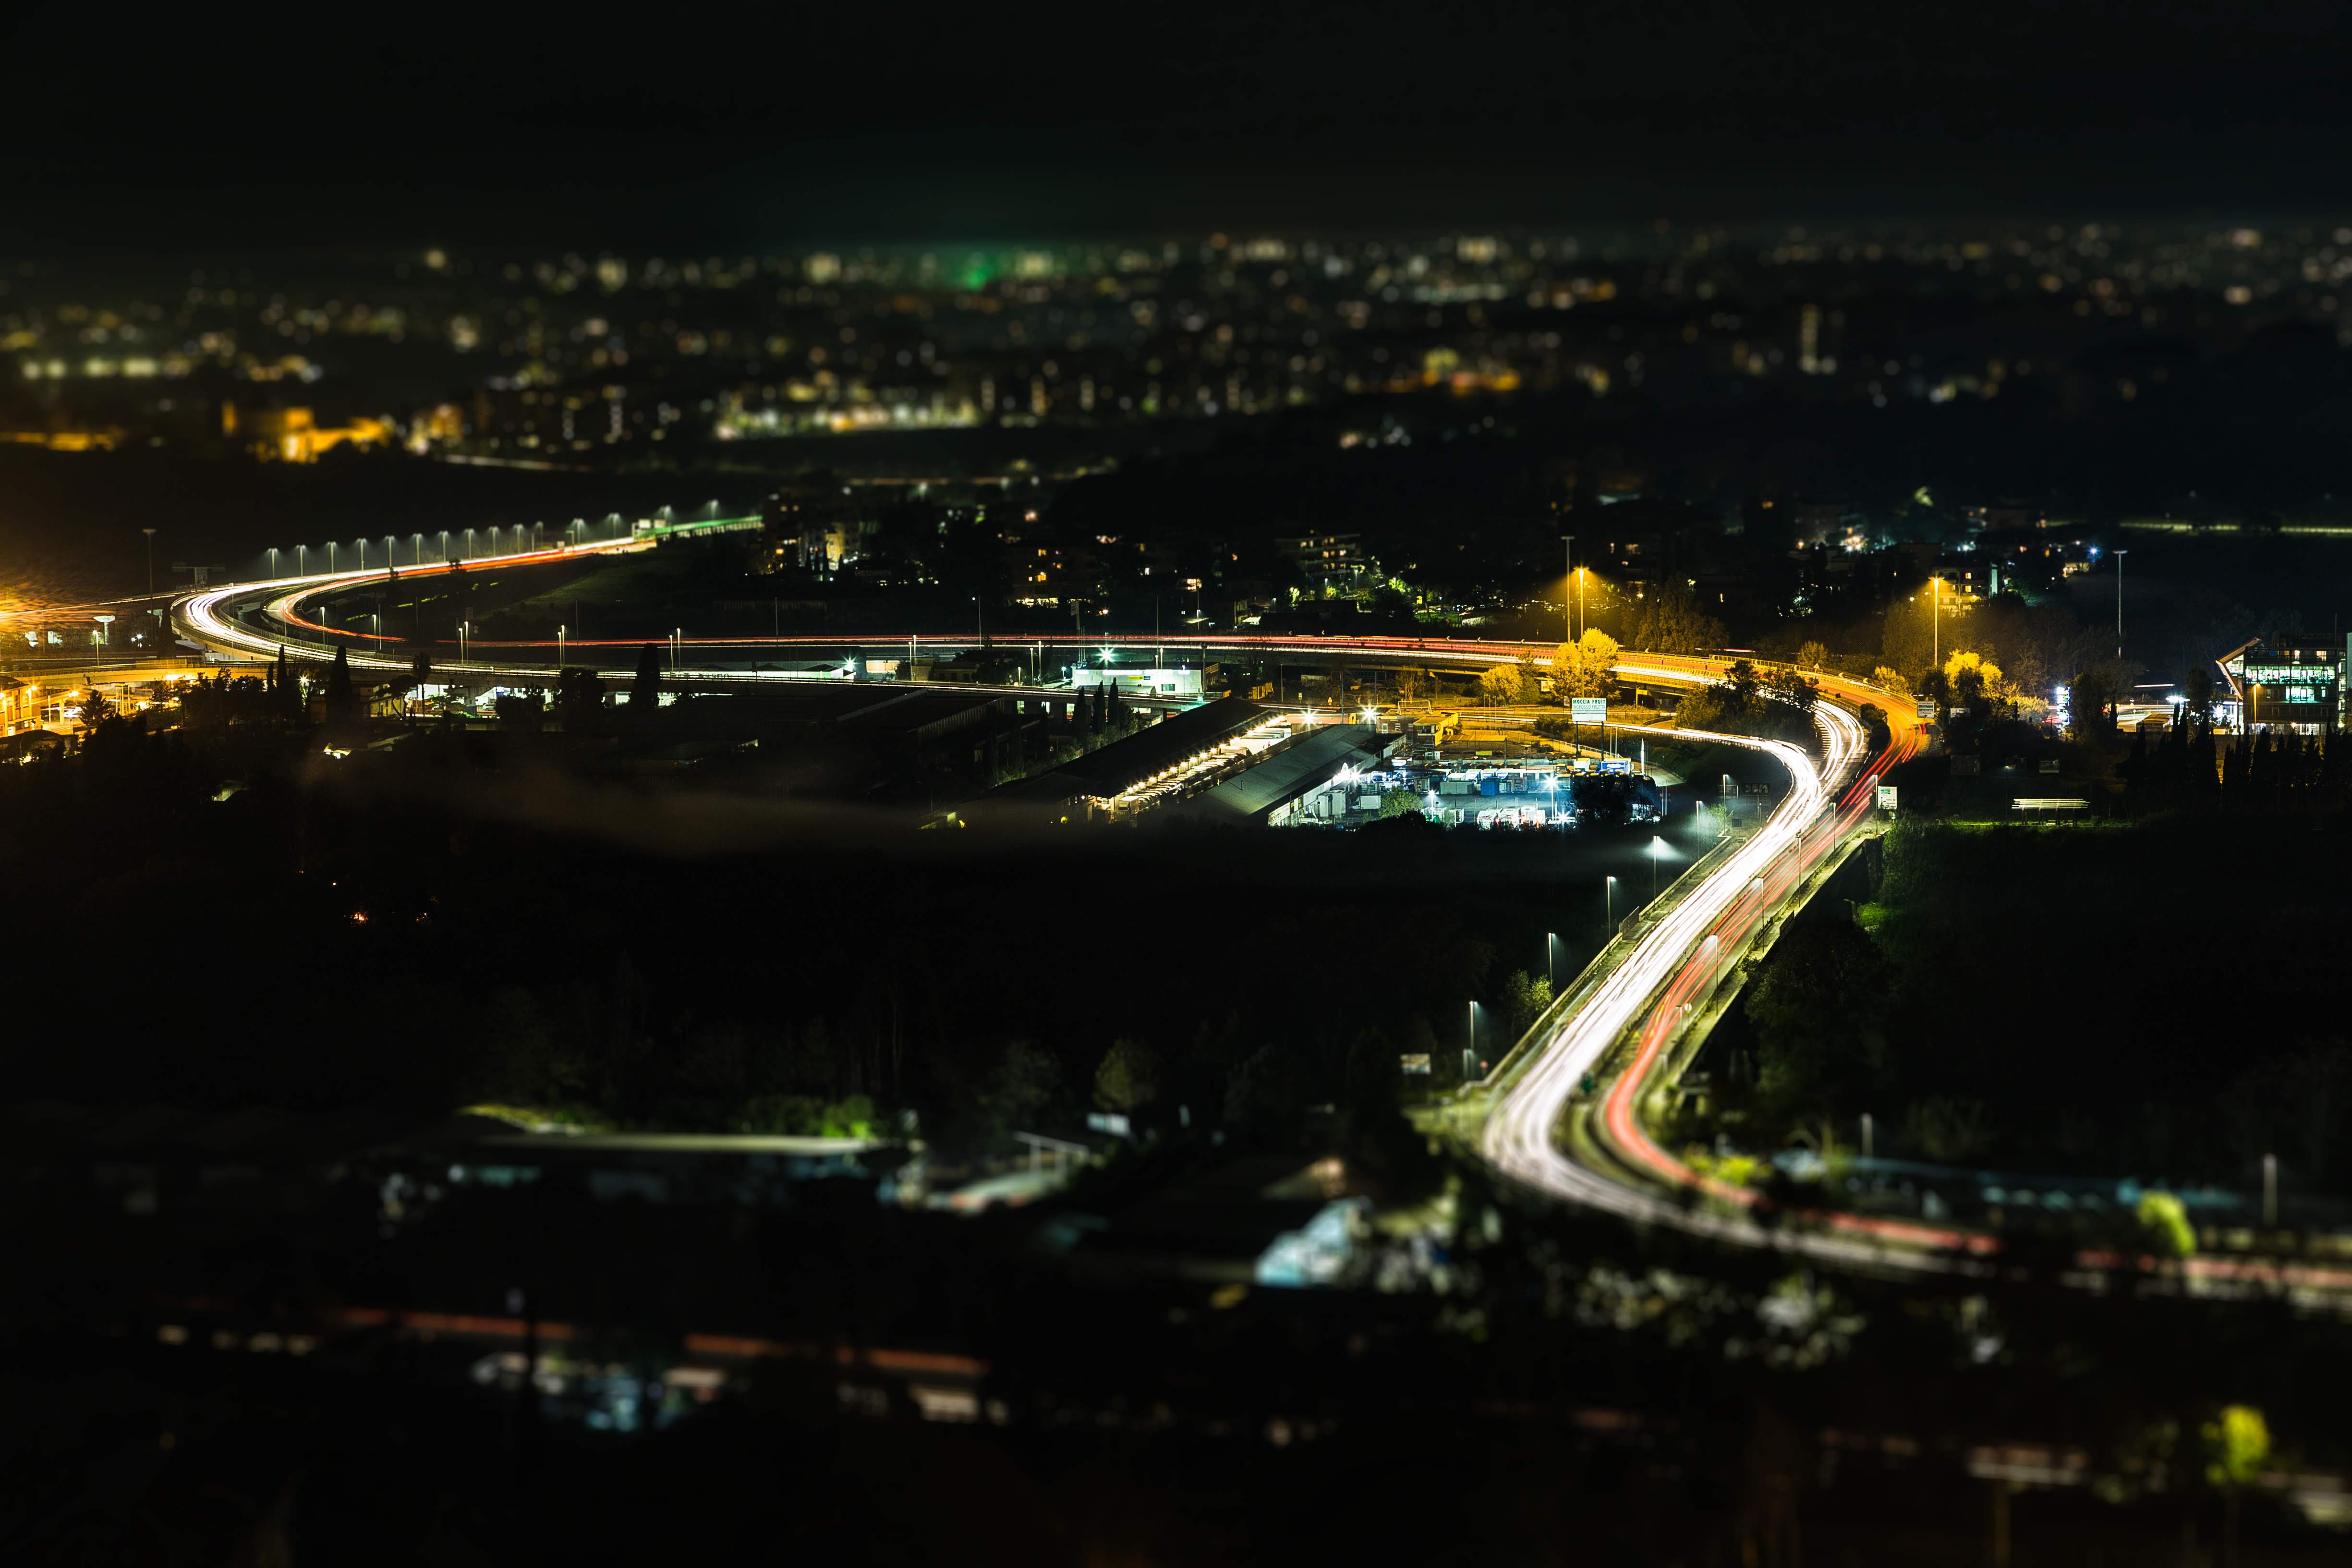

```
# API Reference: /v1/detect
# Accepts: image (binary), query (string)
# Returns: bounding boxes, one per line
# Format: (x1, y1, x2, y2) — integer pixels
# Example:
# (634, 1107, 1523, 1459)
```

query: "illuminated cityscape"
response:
(8, 221, 2352, 457)
(11, 3, 2352, 1562)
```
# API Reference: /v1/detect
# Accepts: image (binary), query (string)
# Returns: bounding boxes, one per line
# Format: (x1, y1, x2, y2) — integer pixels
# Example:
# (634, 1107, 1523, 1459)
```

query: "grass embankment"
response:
(1692, 816, 2352, 1207)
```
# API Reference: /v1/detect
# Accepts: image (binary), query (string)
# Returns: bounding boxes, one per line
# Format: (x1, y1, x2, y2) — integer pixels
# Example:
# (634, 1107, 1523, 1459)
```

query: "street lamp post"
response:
(1929, 575, 1940, 670)
(1545, 931, 1558, 992)
(1604, 875, 1617, 938)
(142, 527, 156, 593)
(1650, 835, 1664, 899)
(1465, 1000, 1478, 1082)
(1561, 535, 1575, 642)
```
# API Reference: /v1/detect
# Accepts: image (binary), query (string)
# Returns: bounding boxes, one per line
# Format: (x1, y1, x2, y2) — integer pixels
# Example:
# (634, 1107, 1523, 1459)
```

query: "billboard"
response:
(1570, 696, 1606, 725)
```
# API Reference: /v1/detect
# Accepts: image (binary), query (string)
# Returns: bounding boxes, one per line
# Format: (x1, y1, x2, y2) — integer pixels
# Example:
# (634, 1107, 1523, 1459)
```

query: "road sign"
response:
(1915, 699, 1936, 720)
(1399, 1053, 1431, 1076)
(1876, 784, 1898, 811)
(1571, 696, 1606, 725)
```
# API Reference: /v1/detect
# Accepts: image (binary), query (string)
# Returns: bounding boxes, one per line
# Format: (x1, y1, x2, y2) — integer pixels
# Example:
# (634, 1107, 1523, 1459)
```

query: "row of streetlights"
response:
(249, 511, 724, 585)
(1476, 840, 1668, 1074)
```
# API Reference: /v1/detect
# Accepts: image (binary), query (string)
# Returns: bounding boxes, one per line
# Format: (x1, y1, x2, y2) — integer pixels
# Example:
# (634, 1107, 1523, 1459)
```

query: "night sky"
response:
(6, 0, 2351, 252)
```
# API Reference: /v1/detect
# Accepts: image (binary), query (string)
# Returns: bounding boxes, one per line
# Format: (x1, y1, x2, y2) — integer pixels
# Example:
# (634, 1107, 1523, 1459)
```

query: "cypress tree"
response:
(2193, 724, 2220, 808)
(274, 645, 304, 722)
(325, 644, 358, 723)
(631, 642, 663, 709)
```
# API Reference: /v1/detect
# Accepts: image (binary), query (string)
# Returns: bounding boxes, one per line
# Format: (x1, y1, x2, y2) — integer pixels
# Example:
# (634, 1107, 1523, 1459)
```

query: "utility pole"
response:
(142, 527, 156, 593)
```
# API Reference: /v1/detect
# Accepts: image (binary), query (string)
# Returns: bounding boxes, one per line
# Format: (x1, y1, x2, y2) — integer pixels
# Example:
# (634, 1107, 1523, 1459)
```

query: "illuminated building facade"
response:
(2220, 636, 2345, 734)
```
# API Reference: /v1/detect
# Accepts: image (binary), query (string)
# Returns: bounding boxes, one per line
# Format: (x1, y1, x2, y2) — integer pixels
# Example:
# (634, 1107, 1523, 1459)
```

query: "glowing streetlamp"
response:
(1605, 874, 1617, 936)
(1562, 534, 1575, 642)
(1650, 835, 1665, 899)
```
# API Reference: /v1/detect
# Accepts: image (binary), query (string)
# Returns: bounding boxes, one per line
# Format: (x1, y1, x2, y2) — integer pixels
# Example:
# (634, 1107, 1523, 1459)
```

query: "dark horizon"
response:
(9, 0, 2352, 253)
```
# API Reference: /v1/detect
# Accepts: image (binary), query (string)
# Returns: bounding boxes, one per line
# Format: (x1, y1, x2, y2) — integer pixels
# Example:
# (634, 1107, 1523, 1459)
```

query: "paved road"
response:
(175, 540, 2352, 1294)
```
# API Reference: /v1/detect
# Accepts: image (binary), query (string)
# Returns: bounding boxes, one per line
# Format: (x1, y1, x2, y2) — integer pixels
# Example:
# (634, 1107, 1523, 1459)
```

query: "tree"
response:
(2136, 1190, 2196, 1258)
(1627, 581, 1725, 653)
(630, 642, 663, 709)
(1493, 969, 1553, 1042)
(2204, 1403, 2271, 1568)
(1093, 1037, 1164, 1114)
(1379, 787, 1427, 819)
(1762, 667, 1819, 714)
(1551, 628, 1619, 698)
(2182, 660, 2216, 731)
(273, 644, 303, 722)
(1743, 923, 1892, 1115)
(1479, 663, 1528, 706)
(1796, 640, 1829, 671)
(984, 1040, 1062, 1131)
(324, 644, 360, 725)
(1942, 650, 2005, 711)
(1394, 666, 1429, 704)
(1224, 1042, 1310, 1141)
(1900, 1095, 1992, 1163)
(558, 667, 604, 731)
(76, 686, 116, 731)
(493, 689, 545, 731)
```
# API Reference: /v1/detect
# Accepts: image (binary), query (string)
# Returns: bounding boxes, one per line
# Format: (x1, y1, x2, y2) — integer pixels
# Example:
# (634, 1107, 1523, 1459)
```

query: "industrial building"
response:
(1164, 724, 1404, 827)
(975, 696, 1274, 821)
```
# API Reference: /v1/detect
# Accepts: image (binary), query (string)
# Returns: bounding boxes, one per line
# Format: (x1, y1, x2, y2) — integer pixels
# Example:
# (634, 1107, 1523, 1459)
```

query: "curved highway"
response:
(168, 536, 2352, 1297)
